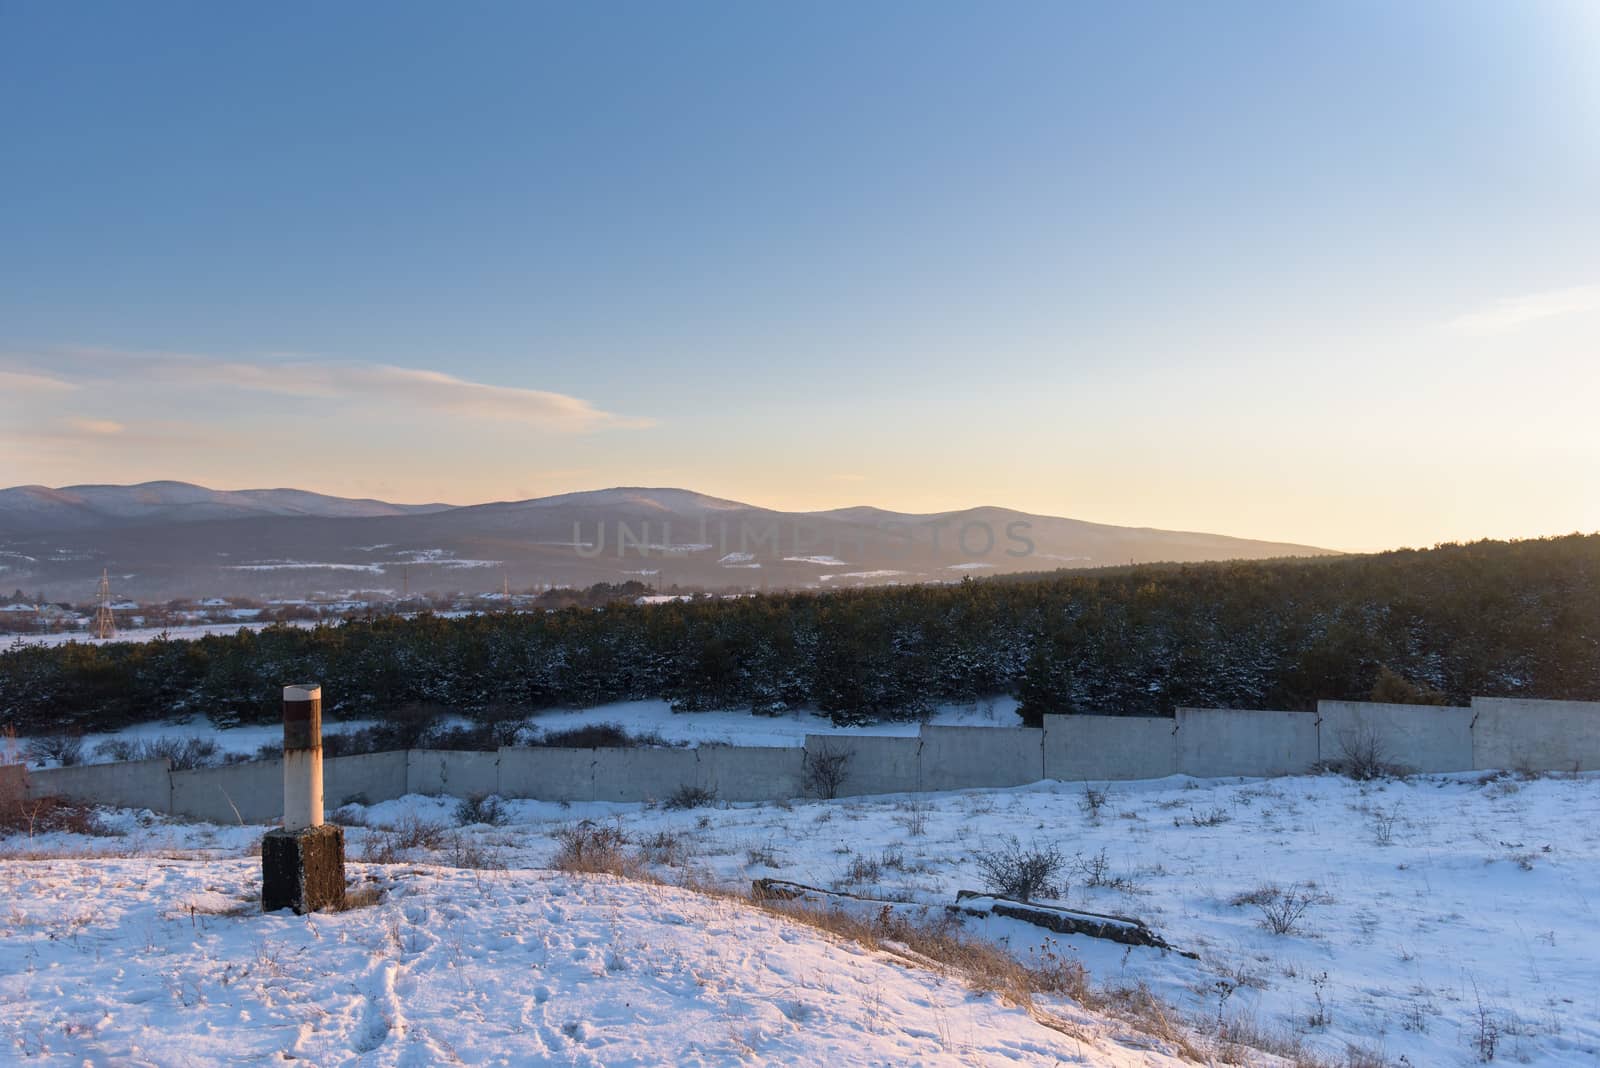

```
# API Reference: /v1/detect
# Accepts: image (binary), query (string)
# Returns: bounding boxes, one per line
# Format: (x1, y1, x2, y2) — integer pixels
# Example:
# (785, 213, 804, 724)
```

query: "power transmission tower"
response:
(92, 568, 116, 640)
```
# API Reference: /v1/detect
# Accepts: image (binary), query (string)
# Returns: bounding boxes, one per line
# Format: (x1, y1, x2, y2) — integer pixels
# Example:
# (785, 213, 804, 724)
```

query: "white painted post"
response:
(282, 683, 324, 831)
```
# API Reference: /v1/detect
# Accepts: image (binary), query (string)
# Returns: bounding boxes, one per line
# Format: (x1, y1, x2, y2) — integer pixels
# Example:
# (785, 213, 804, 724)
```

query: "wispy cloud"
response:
(1447, 283, 1600, 335)
(0, 368, 77, 392)
(66, 418, 125, 435)
(5, 348, 652, 433)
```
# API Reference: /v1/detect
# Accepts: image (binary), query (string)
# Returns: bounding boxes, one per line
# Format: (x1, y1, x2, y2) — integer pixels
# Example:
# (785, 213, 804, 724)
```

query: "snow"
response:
(4, 619, 310, 649)
(782, 555, 849, 565)
(0, 860, 1180, 1066)
(6, 770, 1598, 1065)
(228, 561, 387, 573)
(31, 698, 1022, 759)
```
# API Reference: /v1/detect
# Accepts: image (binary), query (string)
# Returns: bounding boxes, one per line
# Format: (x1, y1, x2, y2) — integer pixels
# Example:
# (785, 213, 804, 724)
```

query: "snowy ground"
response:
(1, 861, 1190, 1068)
(47, 698, 1024, 766)
(4, 619, 301, 649)
(5, 770, 1598, 1065)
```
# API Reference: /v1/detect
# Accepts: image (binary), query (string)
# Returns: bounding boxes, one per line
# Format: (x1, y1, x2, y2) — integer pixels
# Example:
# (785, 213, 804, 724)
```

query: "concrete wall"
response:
(804, 734, 922, 797)
(1317, 700, 1474, 773)
(172, 758, 282, 823)
(1043, 715, 1178, 781)
(325, 751, 408, 808)
(23, 695, 1600, 818)
(920, 726, 1043, 790)
(0, 762, 24, 802)
(696, 745, 806, 801)
(1176, 708, 1319, 778)
(498, 746, 595, 802)
(25, 757, 173, 813)
(407, 750, 500, 798)
(1471, 697, 1600, 772)
(591, 747, 700, 803)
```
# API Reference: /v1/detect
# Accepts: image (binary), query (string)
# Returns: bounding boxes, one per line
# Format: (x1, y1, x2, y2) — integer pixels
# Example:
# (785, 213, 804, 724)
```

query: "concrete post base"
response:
(262, 824, 346, 914)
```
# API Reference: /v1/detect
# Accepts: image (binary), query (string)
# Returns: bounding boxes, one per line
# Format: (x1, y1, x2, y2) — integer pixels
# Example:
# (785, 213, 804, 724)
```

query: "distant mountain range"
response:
(0, 481, 1339, 601)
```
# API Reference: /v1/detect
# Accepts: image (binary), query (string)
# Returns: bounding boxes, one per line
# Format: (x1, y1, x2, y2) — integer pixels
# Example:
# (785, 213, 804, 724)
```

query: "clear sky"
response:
(2, 1, 1596, 551)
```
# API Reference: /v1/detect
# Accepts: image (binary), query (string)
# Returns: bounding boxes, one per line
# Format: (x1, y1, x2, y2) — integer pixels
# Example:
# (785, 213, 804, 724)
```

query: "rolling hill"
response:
(0, 481, 1337, 601)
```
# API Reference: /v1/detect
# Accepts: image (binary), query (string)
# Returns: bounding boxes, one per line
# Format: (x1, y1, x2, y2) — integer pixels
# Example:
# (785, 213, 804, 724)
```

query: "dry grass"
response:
(550, 838, 1206, 1060)
(0, 794, 111, 839)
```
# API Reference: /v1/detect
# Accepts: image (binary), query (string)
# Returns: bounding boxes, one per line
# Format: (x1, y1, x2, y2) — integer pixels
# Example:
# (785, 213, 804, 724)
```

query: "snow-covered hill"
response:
(5, 770, 1599, 1065)
(0, 480, 1337, 600)
(2, 859, 1189, 1066)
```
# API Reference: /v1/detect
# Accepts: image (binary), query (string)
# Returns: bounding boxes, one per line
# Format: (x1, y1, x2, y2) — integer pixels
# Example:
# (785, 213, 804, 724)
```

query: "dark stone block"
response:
(262, 824, 346, 913)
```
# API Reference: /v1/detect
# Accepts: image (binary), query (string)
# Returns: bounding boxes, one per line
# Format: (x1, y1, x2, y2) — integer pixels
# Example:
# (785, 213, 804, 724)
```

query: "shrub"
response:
(640, 829, 693, 866)
(551, 820, 633, 874)
(1079, 784, 1109, 821)
(663, 784, 717, 810)
(841, 853, 884, 885)
(1239, 881, 1327, 935)
(1327, 723, 1408, 781)
(745, 840, 783, 867)
(893, 801, 930, 837)
(93, 735, 220, 770)
(393, 813, 447, 849)
(803, 741, 852, 799)
(454, 793, 508, 826)
(1186, 807, 1231, 828)
(1370, 665, 1449, 705)
(531, 723, 678, 749)
(24, 735, 83, 768)
(425, 723, 499, 752)
(446, 832, 506, 870)
(974, 837, 1066, 902)
(0, 794, 108, 838)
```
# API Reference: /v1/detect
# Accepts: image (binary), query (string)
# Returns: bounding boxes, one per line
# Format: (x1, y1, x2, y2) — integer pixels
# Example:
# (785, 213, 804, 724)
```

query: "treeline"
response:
(2, 535, 1597, 734)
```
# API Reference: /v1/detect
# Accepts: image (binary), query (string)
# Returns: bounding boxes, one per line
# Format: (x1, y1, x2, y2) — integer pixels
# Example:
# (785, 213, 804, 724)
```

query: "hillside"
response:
(0, 481, 1335, 600)
(2, 534, 1595, 733)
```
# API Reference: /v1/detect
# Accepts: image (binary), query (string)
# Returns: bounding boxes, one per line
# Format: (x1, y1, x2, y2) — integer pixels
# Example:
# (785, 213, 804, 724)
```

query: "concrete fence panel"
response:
(1471, 697, 1600, 772)
(695, 745, 806, 801)
(23, 757, 173, 813)
(1042, 715, 1178, 781)
(1317, 700, 1473, 773)
(325, 751, 408, 808)
(919, 726, 1044, 790)
(591, 747, 699, 803)
(804, 734, 922, 797)
(172, 759, 283, 824)
(407, 750, 501, 798)
(0, 762, 25, 803)
(497, 746, 595, 802)
(1175, 708, 1318, 778)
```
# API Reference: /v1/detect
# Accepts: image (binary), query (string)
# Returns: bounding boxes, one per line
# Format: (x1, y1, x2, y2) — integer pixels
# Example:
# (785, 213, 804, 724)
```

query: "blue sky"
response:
(2, 1, 1597, 550)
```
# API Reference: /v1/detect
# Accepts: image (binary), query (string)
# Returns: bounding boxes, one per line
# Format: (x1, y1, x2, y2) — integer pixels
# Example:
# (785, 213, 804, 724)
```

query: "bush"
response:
(425, 723, 499, 751)
(392, 813, 448, 849)
(92, 735, 220, 770)
(1238, 881, 1327, 935)
(24, 735, 83, 768)
(1326, 723, 1408, 781)
(531, 723, 678, 749)
(639, 829, 693, 866)
(974, 837, 1067, 902)
(0, 794, 109, 838)
(550, 819, 634, 875)
(454, 793, 508, 826)
(803, 741, 852, 799)
(663, 784, 717, 810)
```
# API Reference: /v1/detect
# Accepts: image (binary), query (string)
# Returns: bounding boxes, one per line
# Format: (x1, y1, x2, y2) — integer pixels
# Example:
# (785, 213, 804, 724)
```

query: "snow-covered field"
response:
(51, 698, 1025, 765)
(5, 769, 1598, 1065)
(5, 619, 304, 649)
